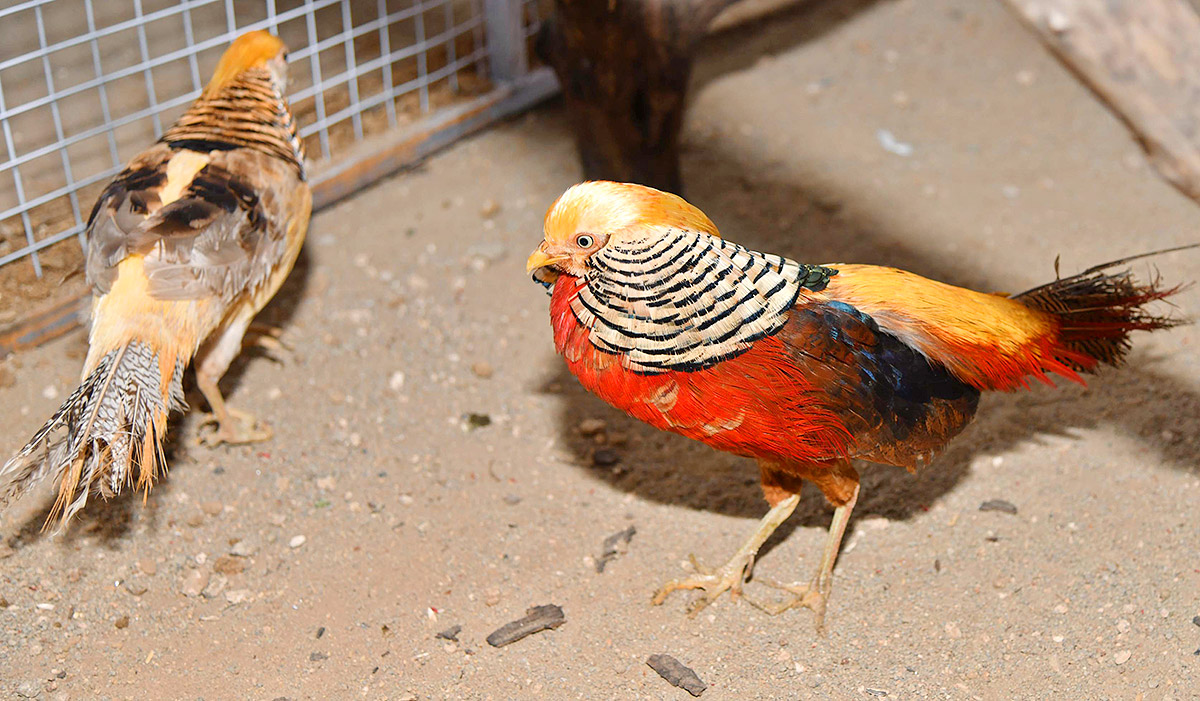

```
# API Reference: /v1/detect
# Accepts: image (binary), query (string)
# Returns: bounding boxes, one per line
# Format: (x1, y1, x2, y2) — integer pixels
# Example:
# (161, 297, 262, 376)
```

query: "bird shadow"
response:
(538, 140, 1200, 552)
(693, 0, 883, 93)
(4, 446, 176, 551)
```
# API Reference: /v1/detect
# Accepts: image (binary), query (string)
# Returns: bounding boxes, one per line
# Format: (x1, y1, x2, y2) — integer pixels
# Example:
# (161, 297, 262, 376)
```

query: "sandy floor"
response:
(2, 0, 1200, 698)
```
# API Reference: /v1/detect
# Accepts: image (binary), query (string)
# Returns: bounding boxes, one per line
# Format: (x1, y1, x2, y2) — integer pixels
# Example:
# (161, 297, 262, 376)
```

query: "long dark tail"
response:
(1013, 244, 1196, 371)
(0, 340, 186, 526)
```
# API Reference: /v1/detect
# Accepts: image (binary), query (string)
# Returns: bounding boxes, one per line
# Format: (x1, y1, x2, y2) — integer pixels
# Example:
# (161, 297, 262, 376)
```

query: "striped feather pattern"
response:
(0, 341, 187, 525)
(161, 67, 305, 179)
(572, 228, 836, 372)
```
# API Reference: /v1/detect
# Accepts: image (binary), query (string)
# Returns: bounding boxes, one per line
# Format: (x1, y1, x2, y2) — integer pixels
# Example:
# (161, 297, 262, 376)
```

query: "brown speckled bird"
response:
(0, 31, 310, 524)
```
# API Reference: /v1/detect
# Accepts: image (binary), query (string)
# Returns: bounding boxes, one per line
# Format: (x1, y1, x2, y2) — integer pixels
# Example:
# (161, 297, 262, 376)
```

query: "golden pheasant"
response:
(526, 181, 1191, 631)
(0, 30, 310, 524)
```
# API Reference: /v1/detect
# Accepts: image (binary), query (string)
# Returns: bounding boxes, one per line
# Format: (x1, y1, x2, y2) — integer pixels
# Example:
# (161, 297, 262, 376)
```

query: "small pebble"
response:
(944, 622, 963, 639)
(389, 371, 406, 391)
(114, 615, 130, 629)
(596, 525, 637, 573)
(137, 558, 158, 576)
(480, 199, 501, 218)
(181, 569, 210, 597)
(647, 654, 707, 697)
(464, 413, 491, 430)
(123, 580, 148, 596)
(309, 651, 328, 662)
(578, 418, 607, 437)
(876, 129, 913, 157)
(202, 574, 228, 598)
(185, 513, 205, 528)
(213, 556, 244, 575)
(200, 501, 223, 517)
(225, 589, 251, 605)
(486, 604, 565, 647)
(1113, 650, 1131, 665)
(436, 625, 462, 642)
(41, 384, 59, 400)
(592, 448, 620, 467)
(230, 541, 256, 558)
(979, 499, 1018, 515)
(503, 494, 521, 505)
(470, 361, 494, 379)
(288, 535, 307, 549)
(1192, 615, 1200, 628)
(15, 681, 40, 698)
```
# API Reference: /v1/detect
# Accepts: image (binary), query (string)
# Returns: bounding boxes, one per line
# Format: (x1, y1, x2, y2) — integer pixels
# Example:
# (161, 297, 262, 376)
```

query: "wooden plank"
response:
(1001, 0, 1200, 201)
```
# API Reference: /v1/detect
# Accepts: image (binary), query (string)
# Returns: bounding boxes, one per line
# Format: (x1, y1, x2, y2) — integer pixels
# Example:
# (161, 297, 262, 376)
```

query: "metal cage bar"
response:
(0, 0, 556, 282)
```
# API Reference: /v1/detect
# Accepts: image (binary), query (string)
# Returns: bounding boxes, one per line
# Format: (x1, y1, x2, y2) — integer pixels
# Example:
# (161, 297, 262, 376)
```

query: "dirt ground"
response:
(2, 0, 1200, 698)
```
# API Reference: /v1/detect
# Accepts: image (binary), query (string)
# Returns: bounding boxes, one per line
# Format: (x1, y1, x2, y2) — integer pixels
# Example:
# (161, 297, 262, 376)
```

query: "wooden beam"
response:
(1001, 0, 1200, 202)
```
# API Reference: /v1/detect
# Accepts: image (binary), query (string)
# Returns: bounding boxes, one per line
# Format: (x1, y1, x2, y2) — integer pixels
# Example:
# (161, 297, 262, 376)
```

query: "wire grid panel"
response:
(0, 0, 548, 280)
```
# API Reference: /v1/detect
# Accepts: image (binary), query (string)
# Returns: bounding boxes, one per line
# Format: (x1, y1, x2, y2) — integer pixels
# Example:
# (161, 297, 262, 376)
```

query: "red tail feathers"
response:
(1013, 244, 1195, 373)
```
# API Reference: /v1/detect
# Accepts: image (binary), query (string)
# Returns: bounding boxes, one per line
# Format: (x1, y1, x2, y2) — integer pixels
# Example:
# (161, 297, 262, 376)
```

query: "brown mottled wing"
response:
(86, 146, 307, 304)
(778, 296, 981, 469)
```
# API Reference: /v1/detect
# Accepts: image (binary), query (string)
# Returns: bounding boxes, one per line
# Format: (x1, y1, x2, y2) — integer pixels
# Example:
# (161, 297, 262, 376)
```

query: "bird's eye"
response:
(576, 234, 594, 248)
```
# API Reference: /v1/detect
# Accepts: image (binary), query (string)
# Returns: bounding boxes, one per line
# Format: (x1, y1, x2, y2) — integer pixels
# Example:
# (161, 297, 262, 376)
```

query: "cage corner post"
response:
(484, 0, 529, 85)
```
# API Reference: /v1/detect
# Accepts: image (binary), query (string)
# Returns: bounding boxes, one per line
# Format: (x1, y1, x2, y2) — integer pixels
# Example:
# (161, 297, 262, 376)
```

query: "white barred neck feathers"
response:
(162, 66, 305, 178)
(572, 227, 837, 373)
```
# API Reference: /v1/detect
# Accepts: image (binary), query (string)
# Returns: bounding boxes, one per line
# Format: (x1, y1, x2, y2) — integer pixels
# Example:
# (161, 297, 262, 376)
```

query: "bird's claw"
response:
(745, 577, 830, 633)
(651, 553, 754, 617)
(198, 407, 273, 447)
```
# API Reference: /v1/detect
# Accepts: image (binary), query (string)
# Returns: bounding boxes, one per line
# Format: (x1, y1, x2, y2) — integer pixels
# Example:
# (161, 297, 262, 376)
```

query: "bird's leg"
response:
(195, 316, 272, 446)
(750, 483, 860, 634)
(652, 493, 799, 616)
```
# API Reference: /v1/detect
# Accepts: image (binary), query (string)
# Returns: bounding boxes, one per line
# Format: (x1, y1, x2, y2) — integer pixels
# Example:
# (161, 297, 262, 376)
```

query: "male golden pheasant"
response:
(526, 181, 1189, 631)
(0, 31, 310, 524)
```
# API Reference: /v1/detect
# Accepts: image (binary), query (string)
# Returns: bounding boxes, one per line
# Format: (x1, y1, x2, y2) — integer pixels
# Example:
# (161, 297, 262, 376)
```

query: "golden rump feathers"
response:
(542, 181, 720, 247)
(204, 30, 288, 96)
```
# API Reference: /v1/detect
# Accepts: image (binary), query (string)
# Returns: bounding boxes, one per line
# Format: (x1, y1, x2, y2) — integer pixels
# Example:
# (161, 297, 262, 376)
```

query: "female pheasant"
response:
(526, 181, 1190, 631)
(1, 31, 310, 525)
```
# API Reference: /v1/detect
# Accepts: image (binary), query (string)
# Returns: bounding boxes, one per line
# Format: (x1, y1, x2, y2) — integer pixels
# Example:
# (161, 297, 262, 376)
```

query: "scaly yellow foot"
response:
(651, 494, 800, 616)
(652, 553, 756, 616)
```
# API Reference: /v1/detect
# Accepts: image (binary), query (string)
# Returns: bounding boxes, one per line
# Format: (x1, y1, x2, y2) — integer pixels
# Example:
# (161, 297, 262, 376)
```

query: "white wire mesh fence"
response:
(0, 0, 554, 286)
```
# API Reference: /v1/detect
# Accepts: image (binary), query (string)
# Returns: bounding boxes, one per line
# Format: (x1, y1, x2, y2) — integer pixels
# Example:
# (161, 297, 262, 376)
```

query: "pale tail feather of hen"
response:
(0, 340, 186, 527)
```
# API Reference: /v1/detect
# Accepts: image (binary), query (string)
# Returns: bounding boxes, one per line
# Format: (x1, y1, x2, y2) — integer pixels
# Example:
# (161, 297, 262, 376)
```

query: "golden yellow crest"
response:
(543, 181, 720, 246)
(204, 30, 288, 95)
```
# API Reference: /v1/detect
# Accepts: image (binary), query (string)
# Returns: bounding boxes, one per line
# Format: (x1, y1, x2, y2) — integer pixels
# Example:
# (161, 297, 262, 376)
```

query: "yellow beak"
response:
(526, 248, 568, 273)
